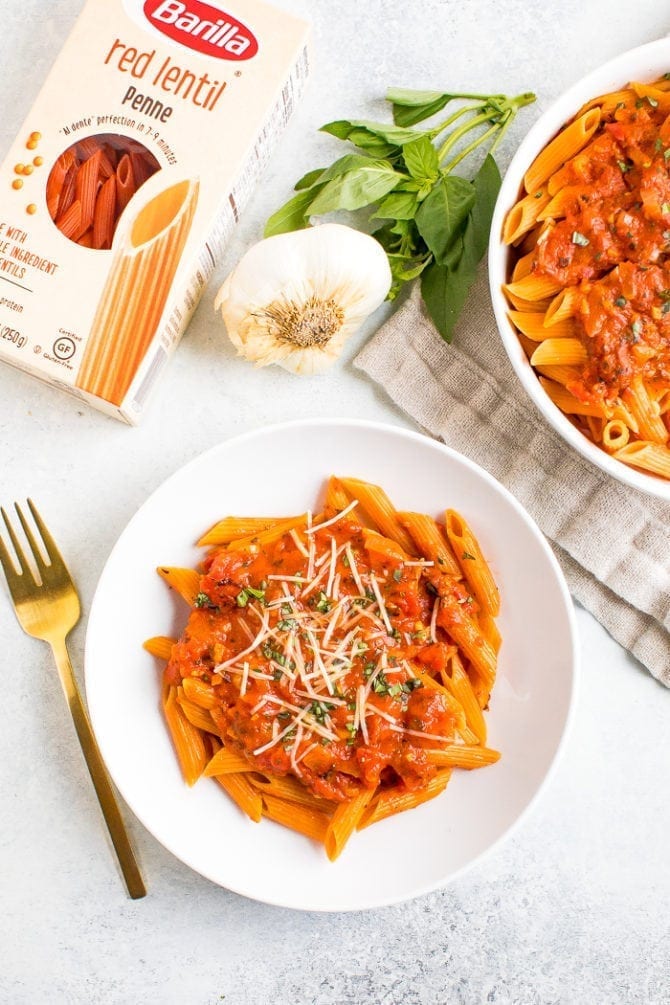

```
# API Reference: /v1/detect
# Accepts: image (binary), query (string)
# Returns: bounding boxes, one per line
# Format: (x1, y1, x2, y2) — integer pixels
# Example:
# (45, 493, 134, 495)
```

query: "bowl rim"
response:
(488, 36, 670, 502)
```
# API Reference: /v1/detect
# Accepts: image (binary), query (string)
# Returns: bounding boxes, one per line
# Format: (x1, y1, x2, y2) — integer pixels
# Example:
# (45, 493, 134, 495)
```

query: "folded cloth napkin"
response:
(354, 270, 670, 688)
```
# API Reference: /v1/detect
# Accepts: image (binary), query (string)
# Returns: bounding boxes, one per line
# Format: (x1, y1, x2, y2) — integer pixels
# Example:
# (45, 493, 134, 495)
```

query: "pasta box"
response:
(0, 0, 310, 423)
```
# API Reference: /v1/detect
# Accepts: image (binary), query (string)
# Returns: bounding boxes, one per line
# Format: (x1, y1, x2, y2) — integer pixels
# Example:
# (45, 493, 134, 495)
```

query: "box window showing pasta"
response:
(0, 0, 310, 422)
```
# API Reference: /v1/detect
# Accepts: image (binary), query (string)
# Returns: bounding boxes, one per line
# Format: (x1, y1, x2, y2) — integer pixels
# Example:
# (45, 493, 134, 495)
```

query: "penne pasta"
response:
(502, 75, 670, 481)
(511, 249, 537, 282)
(530, 338, 587, 367)
(156, 566, 201, 606)
(602, 419, 630, 451)
(214, 772, 263, 823)
(204, 747, 254, 776)
(225, 514, 309, 552)
(163, 684, 208, 786)
(324, 475, 352, 511)
(324, 787, 375, 860)
(614, 441, 670, 477)
(523, 108, 601, 193)
(197, 516, 290, 547)
(446, 653, 487, 744)
(397, 511, 461, 577)
(262, 794, 331, 843)
(477, 612, 502, 657)
(362, 527, 412, 563)
(445, 510, 500, 616)
(149, 478, 503, 858)
(143, 635, 176, 661)
(426, 746, 501, 769)
(502, 189, 552, 244)
(176, 689, 217, 734)
(504, 273, 563, 302)
(507, 311, 575, 342)
(622, 378, 668, 444)
(46, 134, 160, 250)
(539, 377, 608, 418)
(437, 599, 498, 685)
(181, 676, 217, 710)
(92, 174, 117, 250)
(75, 177, 199, 406)
(339, 478, 415, 554)
(358, 771, 452, 829)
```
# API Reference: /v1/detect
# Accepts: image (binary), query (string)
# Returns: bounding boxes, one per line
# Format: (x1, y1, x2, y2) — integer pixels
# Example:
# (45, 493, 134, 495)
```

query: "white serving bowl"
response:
(85, 419, 577, 911)
(489, 38, 670, 501)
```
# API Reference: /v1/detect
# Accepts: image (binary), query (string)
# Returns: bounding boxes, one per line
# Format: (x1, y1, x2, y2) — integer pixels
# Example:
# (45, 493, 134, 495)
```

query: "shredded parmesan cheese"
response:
(305, 499, 358, 534)
(430, 597, 440, 643)
(369, 572, 392, 634)
(215, 606, 270, 670)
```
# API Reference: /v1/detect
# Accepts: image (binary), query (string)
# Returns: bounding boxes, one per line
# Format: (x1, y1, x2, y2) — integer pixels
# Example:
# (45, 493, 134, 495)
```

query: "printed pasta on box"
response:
(0, 0, 310, 423)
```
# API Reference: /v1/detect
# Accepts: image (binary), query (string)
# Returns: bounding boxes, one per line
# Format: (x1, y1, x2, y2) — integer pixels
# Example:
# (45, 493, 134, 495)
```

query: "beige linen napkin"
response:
(354, 270, 670, 688)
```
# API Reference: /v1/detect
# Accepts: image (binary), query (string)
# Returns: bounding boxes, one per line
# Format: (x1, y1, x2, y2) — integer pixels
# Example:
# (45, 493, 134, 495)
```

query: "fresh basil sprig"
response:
(266, 87, 535, 342)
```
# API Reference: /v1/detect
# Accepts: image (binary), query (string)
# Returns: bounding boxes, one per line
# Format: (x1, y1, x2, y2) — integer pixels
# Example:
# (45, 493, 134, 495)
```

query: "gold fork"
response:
(0, 500, 146, 899)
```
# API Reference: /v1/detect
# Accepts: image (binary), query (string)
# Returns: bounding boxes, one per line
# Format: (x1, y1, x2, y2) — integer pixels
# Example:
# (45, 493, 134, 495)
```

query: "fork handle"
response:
(50, 637, 147, 899)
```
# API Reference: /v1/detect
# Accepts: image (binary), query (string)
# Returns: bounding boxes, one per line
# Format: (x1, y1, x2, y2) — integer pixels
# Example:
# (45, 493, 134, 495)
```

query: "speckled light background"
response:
(0, 1, 669, 1002)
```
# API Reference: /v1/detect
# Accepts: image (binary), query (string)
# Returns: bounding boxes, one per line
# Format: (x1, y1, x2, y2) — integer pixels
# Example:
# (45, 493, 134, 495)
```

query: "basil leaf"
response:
(264, 187, 323, 237)
(321, 118, 424, 147)
(392, 97, 452, 128)
(309, 164, 405, 214)
(402, 136, 440, 185)
(386, 88, 449, 106)
(441, 233, 465, 271)
(421, 251, 477, 344)
(294, 168, 326, 191)
(317, 153, 382, 184)
(386, 88, 455, 127)
(347, 131, 399, 159)
(388, 254, 431, 282)
(371, 190, 419, 220)
(467, 154, 502, 259)
(415, 176, 475, 263)
(421, 167, 496, 344)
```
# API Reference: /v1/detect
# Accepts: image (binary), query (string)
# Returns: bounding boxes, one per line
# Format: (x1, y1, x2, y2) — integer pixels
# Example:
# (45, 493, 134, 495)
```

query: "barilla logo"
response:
(144, 0, 258, 60)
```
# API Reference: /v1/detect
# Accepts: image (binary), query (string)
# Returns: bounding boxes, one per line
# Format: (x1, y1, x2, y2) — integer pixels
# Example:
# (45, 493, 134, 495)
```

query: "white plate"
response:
(489, 38, 670, 501)
(85, 419, 578, 911)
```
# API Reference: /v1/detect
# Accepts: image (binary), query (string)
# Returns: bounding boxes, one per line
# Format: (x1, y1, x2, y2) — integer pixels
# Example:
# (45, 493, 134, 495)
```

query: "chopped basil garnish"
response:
(372, 672, 390, 696)
(236, 585, 266, 607)
(315, 591, 332, 613)
(309, 700, 334, 723)
(277, 618, 298, 631)
(194, 592, 214, 609)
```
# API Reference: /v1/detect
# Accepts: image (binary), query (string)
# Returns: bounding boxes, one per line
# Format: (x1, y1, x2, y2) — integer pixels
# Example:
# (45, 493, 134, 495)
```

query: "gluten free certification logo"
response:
(52, 335, 76, 361)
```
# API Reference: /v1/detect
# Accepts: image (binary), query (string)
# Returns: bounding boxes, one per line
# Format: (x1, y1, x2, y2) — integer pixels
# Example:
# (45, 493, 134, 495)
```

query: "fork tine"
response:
(15, 502, 49, 574)
(0, 529, 19, 580)
(0, 506, 32, 580)
(27, 498, 65, 570)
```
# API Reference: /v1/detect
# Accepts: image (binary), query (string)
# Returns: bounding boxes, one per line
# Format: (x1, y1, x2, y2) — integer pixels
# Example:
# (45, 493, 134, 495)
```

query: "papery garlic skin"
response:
(214, 223, 392, 374)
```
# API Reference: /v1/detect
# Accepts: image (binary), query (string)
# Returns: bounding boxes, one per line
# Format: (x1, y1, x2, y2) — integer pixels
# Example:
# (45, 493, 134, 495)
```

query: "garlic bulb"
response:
(213, 223, 392, 375)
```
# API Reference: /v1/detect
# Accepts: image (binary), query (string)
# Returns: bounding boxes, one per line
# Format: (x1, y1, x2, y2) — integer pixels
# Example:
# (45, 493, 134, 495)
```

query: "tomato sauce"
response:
(531, 98, 670, 402)
(166, 515, 472, 802)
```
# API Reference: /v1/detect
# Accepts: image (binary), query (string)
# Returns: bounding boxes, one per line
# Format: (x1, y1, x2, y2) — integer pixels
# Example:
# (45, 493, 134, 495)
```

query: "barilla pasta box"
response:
(0, 0, 310, 423)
